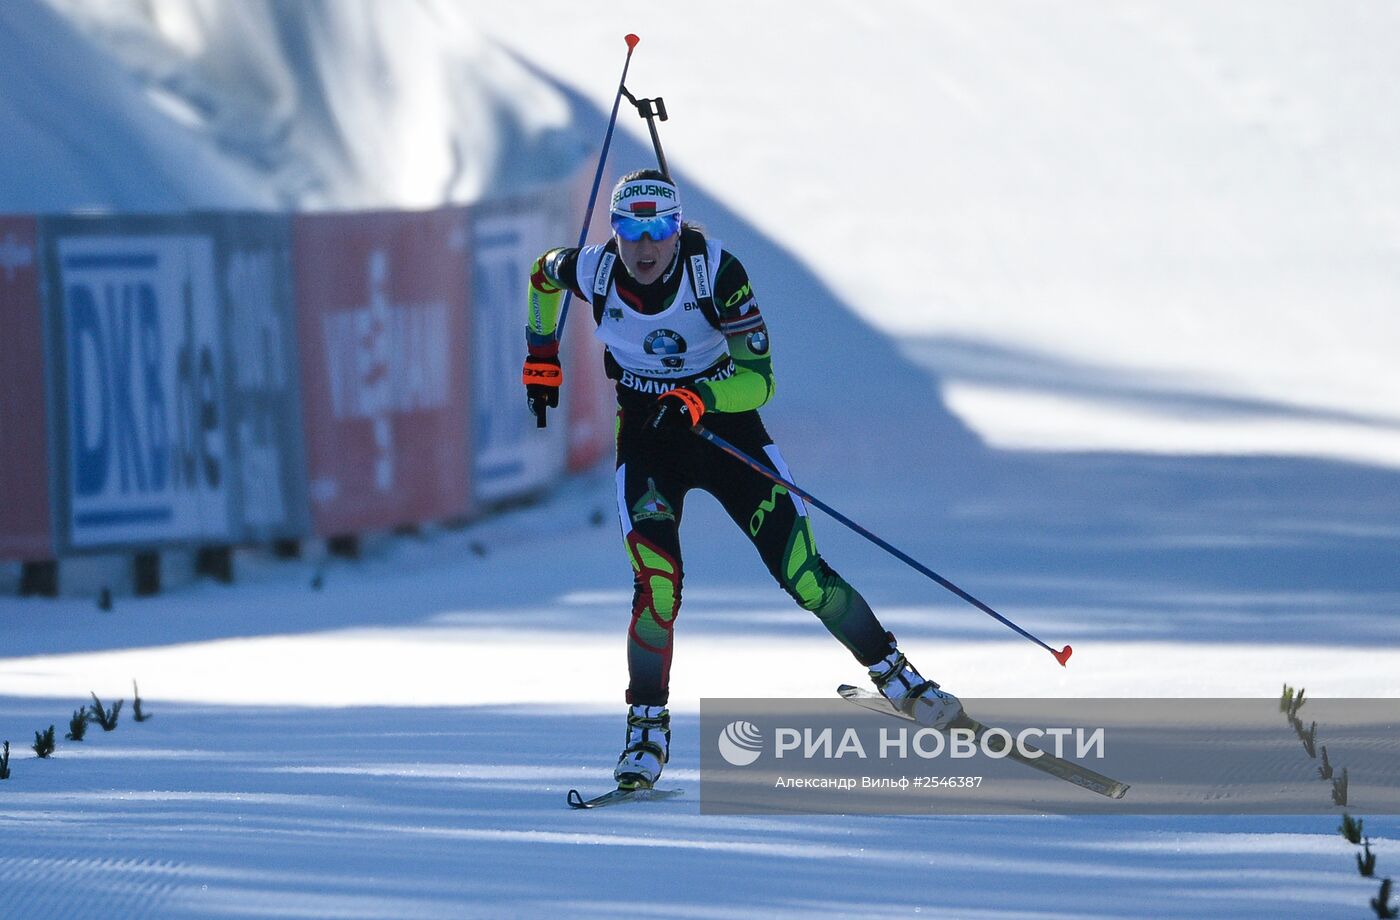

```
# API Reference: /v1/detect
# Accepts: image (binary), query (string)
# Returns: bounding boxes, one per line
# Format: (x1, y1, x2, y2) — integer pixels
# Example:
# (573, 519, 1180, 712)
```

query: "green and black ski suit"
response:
(527, 228, 895, 705)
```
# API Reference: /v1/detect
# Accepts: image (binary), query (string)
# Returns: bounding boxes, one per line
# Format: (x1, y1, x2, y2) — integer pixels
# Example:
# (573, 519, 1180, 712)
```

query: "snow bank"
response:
(4, 0, 586, 211)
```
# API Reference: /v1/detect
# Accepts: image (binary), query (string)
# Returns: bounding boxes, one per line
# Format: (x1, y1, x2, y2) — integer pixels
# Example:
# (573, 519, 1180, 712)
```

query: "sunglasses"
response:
(610, 211, 682, 242)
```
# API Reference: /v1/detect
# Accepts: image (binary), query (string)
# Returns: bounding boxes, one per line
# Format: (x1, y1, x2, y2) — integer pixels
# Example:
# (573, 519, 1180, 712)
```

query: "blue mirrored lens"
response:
(611, 212, 681, 242)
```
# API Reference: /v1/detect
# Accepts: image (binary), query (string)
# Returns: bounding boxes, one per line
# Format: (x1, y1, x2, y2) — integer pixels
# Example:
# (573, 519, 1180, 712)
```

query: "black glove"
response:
(523, 354, 561, 428)
(645, 388, 705, 433)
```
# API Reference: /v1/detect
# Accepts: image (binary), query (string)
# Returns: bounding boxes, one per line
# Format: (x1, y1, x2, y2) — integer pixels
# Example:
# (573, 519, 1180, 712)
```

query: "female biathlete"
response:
(522, 169, 961, 789)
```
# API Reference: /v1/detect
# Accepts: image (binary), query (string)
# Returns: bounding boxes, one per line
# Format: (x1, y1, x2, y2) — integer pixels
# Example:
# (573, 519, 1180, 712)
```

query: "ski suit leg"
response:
(614, 434, 689, 707)
(699, 418, 893, 667)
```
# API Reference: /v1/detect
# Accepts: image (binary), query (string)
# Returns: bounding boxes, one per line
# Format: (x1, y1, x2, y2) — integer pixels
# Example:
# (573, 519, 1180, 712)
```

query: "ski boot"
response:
(614, 704, 670, 790)
(869, 650, 963, 729)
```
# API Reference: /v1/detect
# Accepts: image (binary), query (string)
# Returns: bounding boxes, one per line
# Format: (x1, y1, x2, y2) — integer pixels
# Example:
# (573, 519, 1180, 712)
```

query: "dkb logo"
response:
(58, 235, 230, 545)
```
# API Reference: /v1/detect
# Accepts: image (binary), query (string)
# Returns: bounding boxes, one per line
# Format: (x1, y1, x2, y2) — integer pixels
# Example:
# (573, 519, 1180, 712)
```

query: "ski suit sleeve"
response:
(692, 250, 775, 413)
(525, 247, 582, 355)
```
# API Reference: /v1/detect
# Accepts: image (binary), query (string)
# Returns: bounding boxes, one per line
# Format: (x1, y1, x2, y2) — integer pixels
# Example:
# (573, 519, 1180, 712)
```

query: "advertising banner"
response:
(469, 194, 570, 505)
(42, 216, 235, 551)
(561, 162, 620, 473)
(0, 216, 53, 559)
(293, 208, 472, 535)
(560, 298, 612, 472)
(212, 214, 310, 543)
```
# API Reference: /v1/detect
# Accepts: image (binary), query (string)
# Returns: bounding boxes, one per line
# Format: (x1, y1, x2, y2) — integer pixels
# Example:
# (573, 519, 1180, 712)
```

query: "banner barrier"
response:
(0, 216, 53, 559)
(41, 215, 236, 553)
(293, 207, 473, 536)
(469, 193, 570, 505)
(9, 169, 617, 564)
(562, 163, 619, 473)
(212, 213, 310, 543)
(468, 163, 618, 501)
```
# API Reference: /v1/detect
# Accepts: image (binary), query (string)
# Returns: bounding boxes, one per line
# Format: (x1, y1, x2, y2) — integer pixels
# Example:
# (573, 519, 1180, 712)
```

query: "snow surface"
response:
(3, 2, 1400, 918)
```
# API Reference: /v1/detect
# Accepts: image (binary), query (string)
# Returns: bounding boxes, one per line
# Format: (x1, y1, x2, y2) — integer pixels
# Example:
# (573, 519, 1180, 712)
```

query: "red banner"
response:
(293, 209, 472, 536)
(0, 216, 53, 559)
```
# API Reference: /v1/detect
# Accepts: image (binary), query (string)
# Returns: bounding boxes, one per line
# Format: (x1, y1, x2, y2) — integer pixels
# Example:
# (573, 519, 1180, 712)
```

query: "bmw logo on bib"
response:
(644, 329, 687, 369)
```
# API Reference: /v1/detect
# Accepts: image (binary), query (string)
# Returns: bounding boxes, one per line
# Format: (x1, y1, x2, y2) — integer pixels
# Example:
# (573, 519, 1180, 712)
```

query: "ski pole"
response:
(554, 33, 640, 345)
(693, 426, 1074, 667)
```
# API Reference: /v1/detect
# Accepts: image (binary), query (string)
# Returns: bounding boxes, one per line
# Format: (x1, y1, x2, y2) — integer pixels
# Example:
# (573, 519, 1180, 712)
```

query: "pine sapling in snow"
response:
(1373, 878, 1398, 919)
(1319, 746, 1334, 780)
(1333, 768, 1350, 807)
(89, 693, 122, 731)
(1343, 814, 1366, 845)
(65, 708, 88, 742)
(1360, 839, 1377, 878)
(32, 726, 55, 758)
(0, 741, 10, 779)
(133, 681, 150, 723)
(1297, 719, 1317, 757)
(1281, 684, 1308, 736)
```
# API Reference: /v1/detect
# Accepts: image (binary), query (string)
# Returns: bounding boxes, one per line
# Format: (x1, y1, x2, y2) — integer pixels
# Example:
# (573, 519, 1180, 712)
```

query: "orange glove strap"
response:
(523, 359, 562, 388)
(665, 387, 706, 423)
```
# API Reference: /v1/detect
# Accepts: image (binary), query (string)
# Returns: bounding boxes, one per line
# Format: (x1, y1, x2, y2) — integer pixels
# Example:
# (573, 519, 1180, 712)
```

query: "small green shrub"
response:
(1318, 746, 1333, 780)
(1360, 840, 1378, 878)
(88, 693, 122, 732)
(1297, 720, 1317, 757)
(66, 708, 89, 741)
(32, 725, 55, 758)
(1342, 814, 1365, 845)
(1373, 878, 1397, 919)
(133, 681, 151, 723)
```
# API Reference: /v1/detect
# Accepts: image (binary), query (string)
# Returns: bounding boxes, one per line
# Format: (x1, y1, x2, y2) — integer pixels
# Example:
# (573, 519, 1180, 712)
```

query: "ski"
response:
(837, 684, 1130, 800)
(566, 785, 685, 809)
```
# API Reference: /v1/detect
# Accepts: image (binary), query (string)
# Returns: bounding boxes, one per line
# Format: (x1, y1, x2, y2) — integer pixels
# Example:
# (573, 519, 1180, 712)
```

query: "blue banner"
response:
(212, 213, 309, 542)
(44, 218, 235, 550)
(469, 195, 569, 504)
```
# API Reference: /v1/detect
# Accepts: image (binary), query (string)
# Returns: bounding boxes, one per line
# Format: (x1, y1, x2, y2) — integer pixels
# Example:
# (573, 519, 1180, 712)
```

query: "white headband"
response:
(610, 177, 681, 218)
